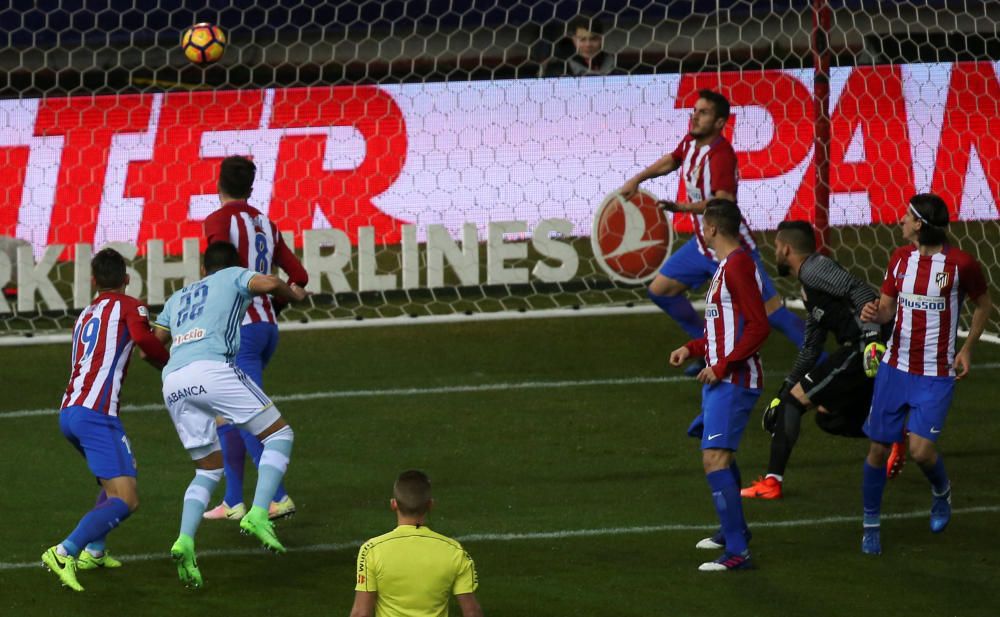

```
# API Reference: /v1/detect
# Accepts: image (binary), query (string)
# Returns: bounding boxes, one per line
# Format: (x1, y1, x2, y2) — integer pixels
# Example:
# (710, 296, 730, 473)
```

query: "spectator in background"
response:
(542, 16, 618, 77)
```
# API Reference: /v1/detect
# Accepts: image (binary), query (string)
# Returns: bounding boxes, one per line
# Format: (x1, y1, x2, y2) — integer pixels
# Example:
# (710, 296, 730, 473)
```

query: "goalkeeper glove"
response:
(863, 341, 887, 378)
(760, 382, 791, 435)
(761, 396, 782, 435)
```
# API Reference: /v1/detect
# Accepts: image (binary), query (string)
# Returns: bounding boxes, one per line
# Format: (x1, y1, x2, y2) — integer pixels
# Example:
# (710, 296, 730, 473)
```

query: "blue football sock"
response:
(85, 490, 109, 554)
(707, 468, 748, 554)
(768, 306, 805, 348)
(862, 461, 887, 526)
(62, 498, 131, 558)
(648, 290, 703, 339)
(180, 469, 222, 539)
(920, 455, 950, 495)
(241, 429, 288, 502)
(218, 423, 247, 506)
(729, 461, 743, 492)
(252, 427, 294, 511)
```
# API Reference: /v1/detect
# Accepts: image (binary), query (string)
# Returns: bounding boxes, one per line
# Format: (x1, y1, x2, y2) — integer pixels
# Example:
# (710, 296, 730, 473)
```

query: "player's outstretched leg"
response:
(41, 546, 84, 592)
(203, 423, 248, 520)
(77, 491, 124, 570)
(170, 535, 203, 589)
(239, 429, 296, 520)
(239, 423, 294, 553)
(173, 467, 222, 587)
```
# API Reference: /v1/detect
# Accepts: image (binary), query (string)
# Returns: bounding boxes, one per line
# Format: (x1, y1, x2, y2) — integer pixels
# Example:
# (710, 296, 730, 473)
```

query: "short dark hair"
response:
(218, 155, 256, 200)
(569, 16, 605, 36)
(909, 193, 950, 246)
(776, 220, 817, 255)
(203, 241, 241, 274)
(393, 469, 432, 516)
(92, 248, 127, 290)
(698, 89, 730, 120)
(702, 198, 742, 238)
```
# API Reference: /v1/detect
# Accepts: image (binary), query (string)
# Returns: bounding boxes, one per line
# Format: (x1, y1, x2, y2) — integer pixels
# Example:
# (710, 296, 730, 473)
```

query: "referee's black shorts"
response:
(799, 344, 873, 437)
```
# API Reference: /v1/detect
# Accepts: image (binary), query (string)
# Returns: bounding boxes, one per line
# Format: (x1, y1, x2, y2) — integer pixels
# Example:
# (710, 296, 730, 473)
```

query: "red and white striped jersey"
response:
(670, 135, 756, 259)
(881, 244, 988, 377)
(61, 293, 151, 416)
(204, 201, 308, 326)
(685, 248, 770, 389)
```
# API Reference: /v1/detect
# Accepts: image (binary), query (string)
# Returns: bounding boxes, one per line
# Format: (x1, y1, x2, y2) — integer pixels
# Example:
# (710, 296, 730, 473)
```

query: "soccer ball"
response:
(181, 23, 226, 65)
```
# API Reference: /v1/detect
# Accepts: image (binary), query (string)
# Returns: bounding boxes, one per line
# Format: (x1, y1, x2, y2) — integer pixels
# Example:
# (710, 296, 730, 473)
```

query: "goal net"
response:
(1, 1, 997, 339)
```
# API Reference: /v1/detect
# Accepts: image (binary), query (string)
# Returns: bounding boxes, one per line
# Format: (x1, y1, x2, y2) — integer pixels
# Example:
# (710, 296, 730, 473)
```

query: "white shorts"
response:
(162, 360, 282, 459)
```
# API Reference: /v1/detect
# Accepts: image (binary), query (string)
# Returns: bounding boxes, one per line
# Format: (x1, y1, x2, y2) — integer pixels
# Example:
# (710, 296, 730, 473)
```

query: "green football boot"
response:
(170, 535, 203, 589)
(41, 546, 84, 592)
(77, 550, 123, 570)
(239, 506, 286, 553)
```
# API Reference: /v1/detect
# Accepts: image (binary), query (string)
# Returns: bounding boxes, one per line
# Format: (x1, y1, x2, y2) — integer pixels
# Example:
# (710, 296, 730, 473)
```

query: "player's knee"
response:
(909, 441, 936, 466)
(867, 441, 890, 466)
(124, 494, 140, 513)
(261, 423, 294, 445)
(701, 449, 730, 473)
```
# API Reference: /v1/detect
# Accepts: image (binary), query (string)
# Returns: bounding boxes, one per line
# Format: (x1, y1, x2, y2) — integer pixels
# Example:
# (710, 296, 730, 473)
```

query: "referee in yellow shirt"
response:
(350, 470, 484, 617)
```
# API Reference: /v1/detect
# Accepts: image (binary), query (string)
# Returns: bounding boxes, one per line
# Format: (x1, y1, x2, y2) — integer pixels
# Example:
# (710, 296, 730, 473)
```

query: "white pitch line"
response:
(6, 362, 1000, 421)
(2, 505, 998, 571)
(0, 374, 703, 420)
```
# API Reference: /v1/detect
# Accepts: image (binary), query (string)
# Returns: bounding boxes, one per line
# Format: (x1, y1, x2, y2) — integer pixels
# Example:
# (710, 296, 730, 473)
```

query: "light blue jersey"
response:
(155, 267, 257, 376)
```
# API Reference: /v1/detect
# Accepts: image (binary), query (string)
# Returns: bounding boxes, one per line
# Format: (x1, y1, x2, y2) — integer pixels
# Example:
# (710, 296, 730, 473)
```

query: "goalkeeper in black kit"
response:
(740, 221, 897, 500)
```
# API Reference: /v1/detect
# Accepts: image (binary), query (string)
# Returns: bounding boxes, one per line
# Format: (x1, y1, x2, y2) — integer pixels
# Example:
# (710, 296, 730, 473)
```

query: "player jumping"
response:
(858, 193, 992, 555)
(741, 220, 892, 499)
(202, 155, 309, 522)
(153, 241, 307, 587)
(42, 248, 169, 592)
(668, 199, 771, 571)
(620, 90, 804, 375)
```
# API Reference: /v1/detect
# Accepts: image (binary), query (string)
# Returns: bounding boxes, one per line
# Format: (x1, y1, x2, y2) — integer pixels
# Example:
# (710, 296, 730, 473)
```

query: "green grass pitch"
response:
(1, 313, 999, 616)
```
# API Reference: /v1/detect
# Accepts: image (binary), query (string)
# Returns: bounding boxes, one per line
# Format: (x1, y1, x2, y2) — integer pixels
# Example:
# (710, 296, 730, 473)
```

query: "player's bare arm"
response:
(457, 592, 485, 617)
(861, 294, 896, 324)
(620, 153, 679, 198)
(954, 291, 993, 380)
(348, 590, 377, 617)
(247, 274, 308, 302)
(670, 345, 691, 366)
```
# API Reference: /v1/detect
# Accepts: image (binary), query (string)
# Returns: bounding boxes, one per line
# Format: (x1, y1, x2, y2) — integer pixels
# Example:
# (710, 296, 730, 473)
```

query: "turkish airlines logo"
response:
(591, 189, 672, 284)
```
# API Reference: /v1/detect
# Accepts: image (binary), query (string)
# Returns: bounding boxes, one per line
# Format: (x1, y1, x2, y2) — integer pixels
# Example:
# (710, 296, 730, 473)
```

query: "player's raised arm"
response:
(247, 273, 308, 303)
(619, 152, 679, 198)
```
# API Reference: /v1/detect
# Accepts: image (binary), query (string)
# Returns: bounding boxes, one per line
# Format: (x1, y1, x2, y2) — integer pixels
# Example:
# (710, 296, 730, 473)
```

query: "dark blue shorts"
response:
(686, 381, 762, 451)
(60, 406, 137, 480)
(864, 363, 955, 443)
(236, 322, 279, 388)
(658, 238, 777, 301)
